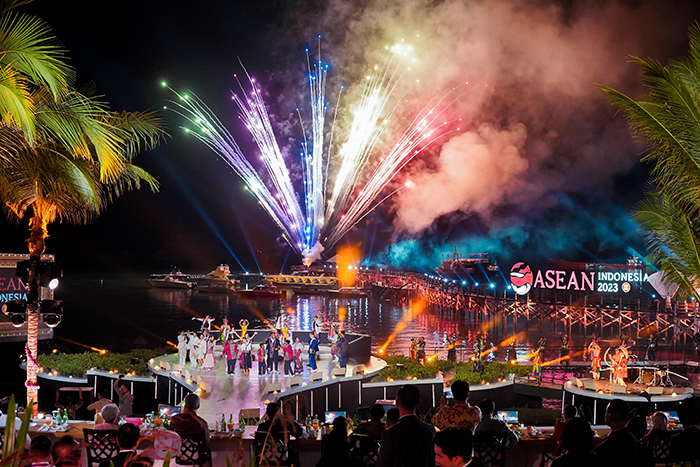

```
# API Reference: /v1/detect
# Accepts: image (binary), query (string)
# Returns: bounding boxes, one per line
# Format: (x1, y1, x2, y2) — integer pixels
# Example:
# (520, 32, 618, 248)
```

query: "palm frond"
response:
(0, 62, 33, 137)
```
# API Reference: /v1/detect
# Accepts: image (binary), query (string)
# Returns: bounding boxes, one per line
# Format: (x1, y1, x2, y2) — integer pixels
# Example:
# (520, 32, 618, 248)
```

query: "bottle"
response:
(228, 414, 234, 432)
(220, 414, 226, 432)
(312, 415, 319, 431)
(239, 412, 245, 432)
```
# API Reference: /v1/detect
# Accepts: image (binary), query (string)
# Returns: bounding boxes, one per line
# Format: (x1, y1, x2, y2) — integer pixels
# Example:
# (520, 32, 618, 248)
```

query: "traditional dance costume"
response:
(532, 349, 542, 383)
(257, 345, 266, 376)
(410, 341, 417, 361)
(202, 339, 216, 370)
(329, 327, 339, 362)
(588, 340, 601, 380)
(241, 341, 252, 372)
(177, 334, 188, 366)
(293, 341, 304, 374)
(188, 334, 200, 369)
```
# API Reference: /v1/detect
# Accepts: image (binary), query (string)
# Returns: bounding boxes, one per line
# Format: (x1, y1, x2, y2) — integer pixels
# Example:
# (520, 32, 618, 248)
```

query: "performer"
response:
(312, 315, 323, 336)
(201, 335, 216, 370)
(587, 337, 602, 380)
(257, 342, 267, 377)
(197, 334, 206, 368)
(409, 338, 417, 362)
(417, 336, 427, 363)
(192, 315, 214, 334)
(506, 339, 517, 363)
(222, 337, 237, 376)
(308, 332, 319, 371)
(188, 332, 200, 369)
(447, 334, 457, 362)
(329, 322, 340, 363)
(560, 334, 569, 365)
(280, 318, 290, 343)
(282, 339, 294, 375)
(532, 347, 543, 386)
(239, 337, 252, 377)
(646, 333, 658, 361)
(268, 331, 281, 373)
(537, 336, 547, 352)
(220, 318, 231, 343)
(177, 331, 188, 366)
(239, 319, 250, 339)
(293, 337, 304, 374)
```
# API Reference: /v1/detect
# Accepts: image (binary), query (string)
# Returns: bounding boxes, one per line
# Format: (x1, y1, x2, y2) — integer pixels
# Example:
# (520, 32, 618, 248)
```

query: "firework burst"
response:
(165, 39, 462, 265)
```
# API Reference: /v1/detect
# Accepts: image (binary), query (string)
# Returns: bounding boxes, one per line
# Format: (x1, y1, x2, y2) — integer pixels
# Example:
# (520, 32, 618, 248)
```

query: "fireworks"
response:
(166, 40, 462, 265)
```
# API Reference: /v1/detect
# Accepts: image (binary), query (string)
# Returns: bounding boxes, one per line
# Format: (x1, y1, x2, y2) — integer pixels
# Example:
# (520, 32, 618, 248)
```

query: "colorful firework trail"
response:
(166, 40, 462, 265)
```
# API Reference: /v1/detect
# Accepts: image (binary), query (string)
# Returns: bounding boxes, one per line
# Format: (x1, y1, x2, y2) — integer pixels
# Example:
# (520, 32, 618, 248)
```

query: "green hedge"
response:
(37, 348, 172, 376)
(375, 355, 532, 384)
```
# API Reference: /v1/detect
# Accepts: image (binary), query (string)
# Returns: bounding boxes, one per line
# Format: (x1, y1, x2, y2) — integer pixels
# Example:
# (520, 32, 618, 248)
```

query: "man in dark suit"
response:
(99, 423, 152, 467)
(669, 396, 700, 463)
(378, 384, 436, 467)
(592, 399, 653, 467)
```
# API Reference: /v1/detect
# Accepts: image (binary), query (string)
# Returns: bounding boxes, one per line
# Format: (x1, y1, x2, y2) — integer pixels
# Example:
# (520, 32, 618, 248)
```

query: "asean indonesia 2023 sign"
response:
(509, 262, 648, 296)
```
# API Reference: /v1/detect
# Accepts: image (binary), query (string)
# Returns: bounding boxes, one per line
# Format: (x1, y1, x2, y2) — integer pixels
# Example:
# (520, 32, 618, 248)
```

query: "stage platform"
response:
(565, 377, 693, 402)
(150, 342, 386, 424)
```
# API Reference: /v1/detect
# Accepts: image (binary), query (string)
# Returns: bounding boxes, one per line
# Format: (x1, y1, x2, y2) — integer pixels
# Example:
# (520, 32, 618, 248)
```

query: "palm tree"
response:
(598, 23, 700, 299)
(0, 87, 165, 414)
(0, 0, 72, 144)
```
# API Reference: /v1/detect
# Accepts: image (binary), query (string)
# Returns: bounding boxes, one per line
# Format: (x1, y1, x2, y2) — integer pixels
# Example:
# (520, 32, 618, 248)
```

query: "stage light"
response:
(489, 284, 495, 289)
(474, 282, 479, 287)
(462, 281, 466, 285)
(507, 285, 512, 290)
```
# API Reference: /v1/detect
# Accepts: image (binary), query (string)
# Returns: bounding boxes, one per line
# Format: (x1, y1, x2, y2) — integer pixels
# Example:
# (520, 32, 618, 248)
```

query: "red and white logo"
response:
(510, 262, 533, 295)
(621, 282, 631, 293)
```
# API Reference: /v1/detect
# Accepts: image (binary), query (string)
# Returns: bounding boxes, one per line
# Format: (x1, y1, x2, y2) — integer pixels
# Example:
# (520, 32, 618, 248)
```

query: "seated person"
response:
(28, 435, 53, 467)
(0, 396, 30, 448)
(553, 404, 578, 454)
(169, 393, 211, 451)
(147, 429, 183, 467)
(551, 418, 600, 467)
(385, 408, 400, 429)
(94, 404, 120, 430)
(432, 380, 481, 433)
(99, 423, 152, 467)
(257, 401, 303, 441)
(55, 388, 84, 420)
(627, 415, 648, 441)
(434, 427, 486, 467)
(669, 396, 700, 464)
(352, 404, 385, 441)
(52, 435, 82, 467)
(642, 411, 668, 444)
(474, 399, 519, 448)
(318, 417, 364, 467)
(592, 399, 653, 467)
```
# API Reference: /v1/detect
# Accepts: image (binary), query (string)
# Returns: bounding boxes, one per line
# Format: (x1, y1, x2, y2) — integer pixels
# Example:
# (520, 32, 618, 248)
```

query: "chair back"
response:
(473, 432, 508, 467)
(642, 431, 674, 463)
(253, 430, 289, 466)
(0, 431, 4, 458)
(175, 431, 211, 467)
(82, 429, 119, 467)
(350, 434, 380, 467)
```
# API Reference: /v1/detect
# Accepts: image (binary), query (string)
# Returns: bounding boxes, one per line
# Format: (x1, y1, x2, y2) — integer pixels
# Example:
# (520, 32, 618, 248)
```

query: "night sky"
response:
(3, 0, 700, 275)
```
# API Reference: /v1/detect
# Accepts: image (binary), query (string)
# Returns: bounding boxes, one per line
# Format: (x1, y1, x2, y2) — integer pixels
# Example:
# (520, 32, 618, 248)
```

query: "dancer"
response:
(188, 332, 200, 369)
(293, 337, 304, 374)
(338, 331, 348, 369)
(177, 331, 188, 366)
(611, 343, 629, 385)
(447, 335, 457, 362)
(197, 334, 206, 368)
(201, 335, 216, 370)
(532, 346, 543, 386)
(410, 338, 417, 362)
(220, 318, 232, 343)
(257, 342, 267, 377)
(312, 315, 323, 336)
(308, 332, 319, 371)
(329, 322, 340, 363)
(417, 336, 426, 363)
(268, 331, 281, 374)
(240, 337, 252, 377)
(192, 315, 215, 334)
(222, 337, 237, 375)
(239, 319, 250, 339)
(587, 337, 602, 380)
(560, 334, 569, 365)
(282, 339, 293, 375)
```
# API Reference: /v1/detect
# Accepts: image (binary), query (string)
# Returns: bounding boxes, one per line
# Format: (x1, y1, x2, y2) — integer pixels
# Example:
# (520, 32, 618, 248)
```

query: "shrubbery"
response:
(376, 355, 533, 384)
(37, 348, 171, 376)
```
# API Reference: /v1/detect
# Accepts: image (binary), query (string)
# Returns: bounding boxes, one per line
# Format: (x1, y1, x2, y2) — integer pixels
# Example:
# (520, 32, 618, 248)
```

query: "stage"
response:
(149, 339, 385, 424)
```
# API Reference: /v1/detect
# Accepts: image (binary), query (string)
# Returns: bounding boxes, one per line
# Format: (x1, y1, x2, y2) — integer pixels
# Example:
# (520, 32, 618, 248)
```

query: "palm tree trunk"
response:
(26, 214, 47, 418)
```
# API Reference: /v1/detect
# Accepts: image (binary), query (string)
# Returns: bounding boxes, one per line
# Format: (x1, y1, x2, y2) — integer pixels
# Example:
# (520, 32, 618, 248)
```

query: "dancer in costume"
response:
(177, 331, 188, 366)
(257, 342, 267, 377)
(587, 337, 602, 380)
(417, 336, 427, 363)
(293, 337, 304, 374)
(560, 334, 569, 365)
(410, 338, 417, 362)
(222, 337, 237, 376)
(532, 347, 543, 386)
(312, 315, 323, 336)
(239, 319, 250, 338)
(192, 315, 215, 334)
(197, 334, 206, 368)
(240, 337, 252, 377)
(447, 334, 457, 362)
(220, 317, 231, 343)
(329, 322, 340, 363)
(202, 335, 216, 370)
(611, 343, 629, 385)
(188, 332, 200, 369)
(646, 333, 658, 361)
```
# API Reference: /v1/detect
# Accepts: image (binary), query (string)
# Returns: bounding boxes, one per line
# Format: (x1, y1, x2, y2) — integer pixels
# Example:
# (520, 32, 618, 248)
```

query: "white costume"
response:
(188, 334, 200, 368)
(177, 334, 188, 366)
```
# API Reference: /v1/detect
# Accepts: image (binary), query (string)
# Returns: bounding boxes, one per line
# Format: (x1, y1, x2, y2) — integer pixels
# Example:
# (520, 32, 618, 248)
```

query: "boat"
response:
(147, 271, 194, 289)
(265, 273, 338, 289)
(290, 285, 331, 295)
(197, 282, 237, 294)
(237, 284, 284, 298)
(326, 287, 368, 297)
(190, 264, 236, 288)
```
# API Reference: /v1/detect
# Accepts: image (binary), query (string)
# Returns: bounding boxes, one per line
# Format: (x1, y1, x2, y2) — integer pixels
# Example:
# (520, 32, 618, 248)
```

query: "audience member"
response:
(99, 423, 151, 467)
(553, 404, 578, 453)
(378, 384, 436, 467)
(87, 389, 113, 414)
(317, 417, 364, 467)
(592, 399, 653, 467)
(28, 435, 53, 467)
(170, 393, 211, 450)
(627, 415, 648, 441)
(257, 401, 303, 441)
(551, 417, 599, 467)
(94, 404, 120, 430)
(52, 435, 82, 467)
(669, 396, 700, 464)
(474, 399, 520, 448)
(386, 408, 400, 429)
(113, 376, 133, 417)
(431, 380, 481, 433)
(642, 411, 668, 444)
(55, 388, 83, 420)
(352, 404, 386, 442)
(433, 428, 486, 467)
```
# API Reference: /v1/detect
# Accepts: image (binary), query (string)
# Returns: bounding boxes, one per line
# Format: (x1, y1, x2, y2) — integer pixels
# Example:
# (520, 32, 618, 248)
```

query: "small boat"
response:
(237, 285, 284, 298)
(197, 282, 237, 294)
(290, 285, 331, 295)
(147, 271, 194, 289)
(327, 287, 368, 297)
